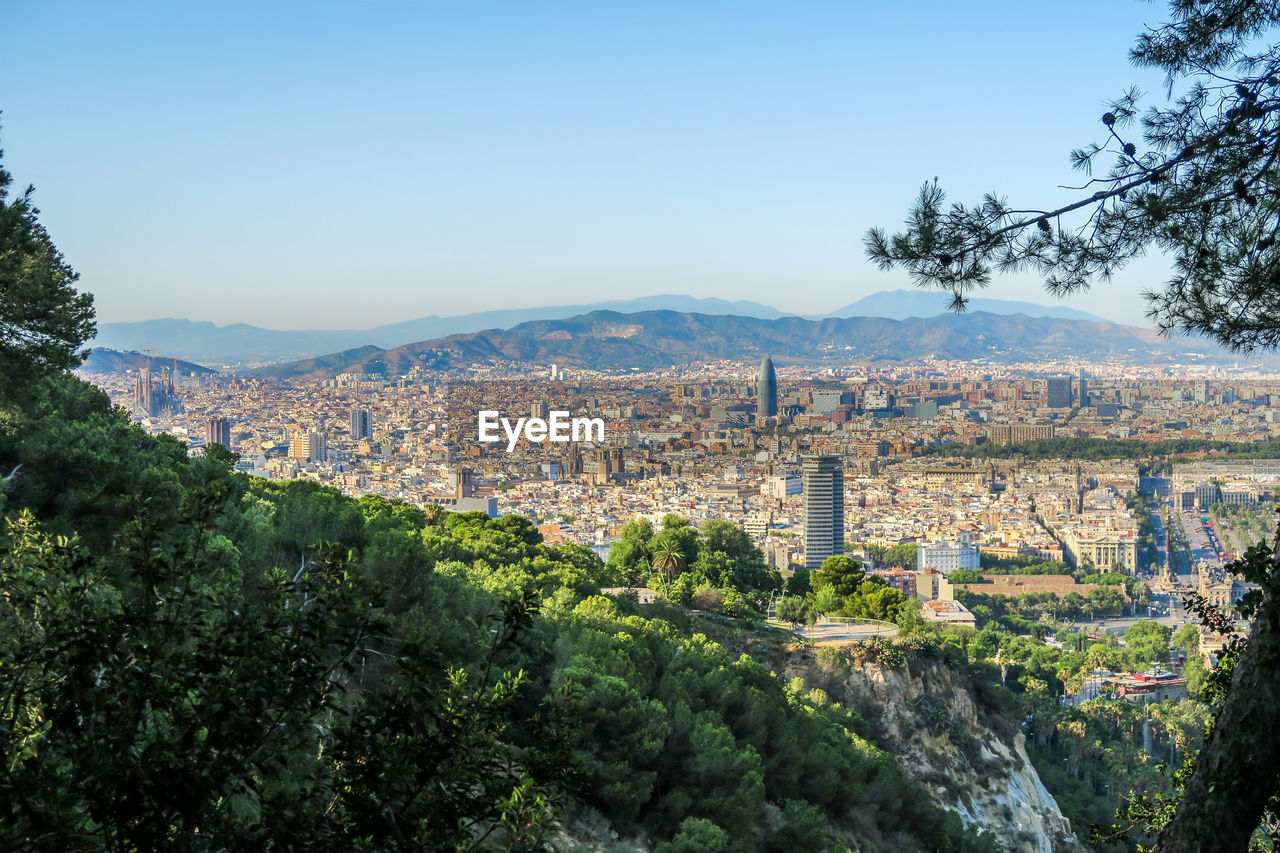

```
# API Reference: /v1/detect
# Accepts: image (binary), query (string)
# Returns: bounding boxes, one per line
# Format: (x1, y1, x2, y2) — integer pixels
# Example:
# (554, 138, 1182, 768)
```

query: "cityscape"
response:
(70, 328, 1280, 849)
(8, 1, 1280, 850)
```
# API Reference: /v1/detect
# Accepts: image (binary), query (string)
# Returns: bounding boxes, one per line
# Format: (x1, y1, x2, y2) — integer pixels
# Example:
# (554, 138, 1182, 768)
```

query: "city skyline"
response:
(3, 1, 1172, 329)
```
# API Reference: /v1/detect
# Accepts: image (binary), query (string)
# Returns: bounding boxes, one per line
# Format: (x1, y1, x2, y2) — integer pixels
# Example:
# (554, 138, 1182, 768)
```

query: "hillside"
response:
(250, 308, 1248, 379)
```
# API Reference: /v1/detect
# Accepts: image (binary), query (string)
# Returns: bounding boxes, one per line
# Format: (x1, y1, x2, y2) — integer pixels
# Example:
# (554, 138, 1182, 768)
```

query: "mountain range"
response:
(829, 290, 1105, 323)
(77, 349, 220, 376)
(91, 291, 1109, 365)
(248, 309, 1248, 380)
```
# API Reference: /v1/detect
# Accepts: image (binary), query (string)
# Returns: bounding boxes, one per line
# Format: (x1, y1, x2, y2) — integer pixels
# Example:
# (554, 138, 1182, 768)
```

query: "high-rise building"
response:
(290, 431, 327, 462)
(757, 356, 778, 419)
(1046, 376, 1073, 408)
(1193, 380, 1210, 403)
(350, 409, 373, 440)
(206, 416, 231, 450)
(803, 454, 844, 570)
(531, 401, 549, 420)
(1077, 370, 1089, 408)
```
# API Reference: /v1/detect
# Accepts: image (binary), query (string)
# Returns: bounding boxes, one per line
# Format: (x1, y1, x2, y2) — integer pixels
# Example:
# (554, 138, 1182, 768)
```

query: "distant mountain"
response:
(91, 295, 789, 365)
(827, 290, 1108, 323)
(92, 291, 1123, 365)
(89, 320, 359, 368)
(78, 348, 220, 376)
(250, 309, 1245, 379)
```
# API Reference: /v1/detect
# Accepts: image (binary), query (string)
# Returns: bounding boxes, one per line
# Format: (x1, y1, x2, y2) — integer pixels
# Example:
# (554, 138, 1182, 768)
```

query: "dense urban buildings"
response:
(88, 360, 1280, 585)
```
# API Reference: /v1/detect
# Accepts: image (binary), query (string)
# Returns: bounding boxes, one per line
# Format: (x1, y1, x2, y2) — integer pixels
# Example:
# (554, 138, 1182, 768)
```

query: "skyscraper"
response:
(1077, 369, 1089, 407)
(803, 454, 844, 570)
(1046, 376, 1073, 408)
(350, 409, 373, 440)
(206, 416, 231, 450)
(757, 355, 778, 419)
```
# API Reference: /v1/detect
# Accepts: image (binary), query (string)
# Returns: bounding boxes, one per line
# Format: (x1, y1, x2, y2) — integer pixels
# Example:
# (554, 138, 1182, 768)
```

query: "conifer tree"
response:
(0, 140, 94, 393)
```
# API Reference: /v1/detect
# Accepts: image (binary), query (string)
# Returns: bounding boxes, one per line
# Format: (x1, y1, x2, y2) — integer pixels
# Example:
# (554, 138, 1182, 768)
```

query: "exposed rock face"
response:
(840, 659, 1087, 853)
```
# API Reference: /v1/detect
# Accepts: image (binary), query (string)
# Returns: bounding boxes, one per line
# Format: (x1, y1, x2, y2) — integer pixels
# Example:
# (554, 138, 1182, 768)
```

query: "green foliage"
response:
(1172, 623, 1199, 655)
(881, 543, 918, 567)
(955, 585, 1124, 629)
(775, 595, 807, 626)
(978, 552, 1074, 576)
(765, 800, 828, 851)
(924, 436, 1280, 463)
(812, 555, 864, 598)
(0, 152, 95, 393)
(698, 517, 761, 564)
(784, 566, 812, 597)
(1125, 620, 1173, 667)
(606, 513, 781, 618)
(656, 817, 730, 853)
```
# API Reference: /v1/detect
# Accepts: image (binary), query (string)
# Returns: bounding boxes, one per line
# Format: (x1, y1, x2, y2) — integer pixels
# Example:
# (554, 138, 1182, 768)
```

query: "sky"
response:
(1, 1, 1180, 330)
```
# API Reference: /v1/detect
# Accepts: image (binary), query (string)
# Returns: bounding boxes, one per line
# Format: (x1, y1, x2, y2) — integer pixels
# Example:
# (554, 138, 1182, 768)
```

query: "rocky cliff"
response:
(789, 650, 1088, 853)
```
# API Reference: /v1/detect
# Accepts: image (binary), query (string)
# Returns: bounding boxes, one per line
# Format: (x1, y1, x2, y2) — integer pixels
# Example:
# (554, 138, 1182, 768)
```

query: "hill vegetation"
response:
(248, 309, 1247, 379)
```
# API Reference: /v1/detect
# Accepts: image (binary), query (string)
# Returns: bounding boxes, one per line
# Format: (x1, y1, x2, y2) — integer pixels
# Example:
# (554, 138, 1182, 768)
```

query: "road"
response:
(1071, 605, 1188, 636)
(789, 620, 898, 645)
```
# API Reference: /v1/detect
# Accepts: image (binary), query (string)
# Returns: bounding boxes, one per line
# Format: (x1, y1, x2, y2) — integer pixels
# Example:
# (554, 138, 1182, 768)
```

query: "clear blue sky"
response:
(2, 1, 1175, 329)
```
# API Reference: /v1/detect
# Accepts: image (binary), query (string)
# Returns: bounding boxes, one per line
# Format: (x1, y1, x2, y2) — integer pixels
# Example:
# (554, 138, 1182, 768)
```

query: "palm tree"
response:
(651, 545, 686, 586)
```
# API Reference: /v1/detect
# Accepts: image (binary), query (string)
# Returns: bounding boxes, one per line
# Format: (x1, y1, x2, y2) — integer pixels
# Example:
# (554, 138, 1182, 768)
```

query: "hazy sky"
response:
(2, 1, 1178, 329)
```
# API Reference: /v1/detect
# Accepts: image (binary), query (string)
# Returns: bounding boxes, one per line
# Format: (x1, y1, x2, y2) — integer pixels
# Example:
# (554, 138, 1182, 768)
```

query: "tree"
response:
(871, 3, 1280, 846)
(1173, 622, 1200, 655)
(811, 585, 841, 617)
(0, 146, 94, 394)
(812, 555, 865, 599)
(1183, 653, 1209, 698)
(784, 566, 813, 597)
(776, 595, 808, 628)
(698, 518, 760, 564)
(1125, 619, 1173, 666)
(881, 543, 918, 567)
(652, 544, 687, 585)
(868, 3, 1280, 352)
